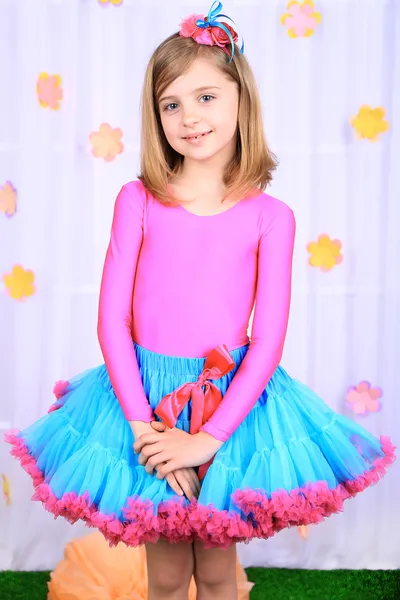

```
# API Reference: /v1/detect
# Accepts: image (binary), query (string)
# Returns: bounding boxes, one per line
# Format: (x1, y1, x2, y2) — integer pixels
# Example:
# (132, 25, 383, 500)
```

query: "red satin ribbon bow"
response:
(154, 344, 236, 479)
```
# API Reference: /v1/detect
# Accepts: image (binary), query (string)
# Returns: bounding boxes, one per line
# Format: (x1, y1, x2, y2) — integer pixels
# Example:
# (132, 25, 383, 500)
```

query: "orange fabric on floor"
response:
(47, 532, 254, 599)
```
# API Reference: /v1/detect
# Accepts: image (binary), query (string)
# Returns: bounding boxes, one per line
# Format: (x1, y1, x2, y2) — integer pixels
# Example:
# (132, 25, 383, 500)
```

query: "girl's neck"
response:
(172, 160, 228, 201)
(172, 178, 227, 200)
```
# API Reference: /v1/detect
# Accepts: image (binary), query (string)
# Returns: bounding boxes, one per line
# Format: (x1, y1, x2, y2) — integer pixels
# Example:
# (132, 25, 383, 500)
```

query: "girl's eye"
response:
(163, 102, 179, 112)
(162, 95, 215, 112)
(200, 94, 215, 103)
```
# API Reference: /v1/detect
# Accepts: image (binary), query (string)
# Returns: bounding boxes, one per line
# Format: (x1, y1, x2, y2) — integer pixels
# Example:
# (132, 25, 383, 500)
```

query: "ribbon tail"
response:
(213, 13, 245, 57)
(203, 382, 223, 423)
(196, 383, 222, 478)
(198, 457, 215, 481)
(190, 385, 205, 434)
(208, 1, 223, 21)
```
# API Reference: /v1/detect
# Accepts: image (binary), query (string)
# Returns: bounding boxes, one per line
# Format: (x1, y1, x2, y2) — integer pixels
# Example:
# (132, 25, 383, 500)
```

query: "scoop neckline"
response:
(177, 200, 244, 218)
(176, 191, 264, 218)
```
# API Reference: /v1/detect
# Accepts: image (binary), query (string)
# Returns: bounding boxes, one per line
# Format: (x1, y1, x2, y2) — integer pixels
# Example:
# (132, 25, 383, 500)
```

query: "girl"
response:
(5, 2, 395, 599)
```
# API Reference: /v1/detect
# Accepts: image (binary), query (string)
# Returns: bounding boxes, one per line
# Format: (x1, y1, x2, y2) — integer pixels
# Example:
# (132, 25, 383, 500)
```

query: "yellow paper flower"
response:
(0, 181, 17, 217)
(350, 105, 389, 141)
(307, 234, 343, 272)
(2, 265, 36, 301)
(98, 0, 124, 6)
(281, 0, 322, 38)
(2, 474, 11, 507)
(89, 123, 124, 162)
(36, 72, 63, 110)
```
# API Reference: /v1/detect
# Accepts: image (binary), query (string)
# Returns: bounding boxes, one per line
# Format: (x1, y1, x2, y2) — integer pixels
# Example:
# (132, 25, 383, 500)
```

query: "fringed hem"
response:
(4, 430, 396, 549)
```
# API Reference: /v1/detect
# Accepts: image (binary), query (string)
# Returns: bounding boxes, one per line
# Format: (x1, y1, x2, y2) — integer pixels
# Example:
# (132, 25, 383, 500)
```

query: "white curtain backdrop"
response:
(1, 0, 399, 571)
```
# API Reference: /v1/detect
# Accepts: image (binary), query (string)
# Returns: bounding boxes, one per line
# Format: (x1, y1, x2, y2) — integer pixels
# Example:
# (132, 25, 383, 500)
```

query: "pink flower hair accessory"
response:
(179, 1, 244, 62)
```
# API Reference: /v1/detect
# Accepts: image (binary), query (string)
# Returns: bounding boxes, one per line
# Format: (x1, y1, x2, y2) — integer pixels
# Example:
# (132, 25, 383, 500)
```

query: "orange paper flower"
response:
(2, 265, 36, 301)
(89, 123, 124, 162)
(298, 525, 308, 539)
(346, 381, 382, 416)
(350, 105, 389, 141)
(36, 72, 63, 110)
(281, 0, 322, 38)
(307, 234, 343, 271)
(0, 181, 17, 217)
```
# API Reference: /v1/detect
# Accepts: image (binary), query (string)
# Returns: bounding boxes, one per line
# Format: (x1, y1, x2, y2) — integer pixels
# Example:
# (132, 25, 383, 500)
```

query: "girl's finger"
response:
(156, 461, 178, 479)
(133, 433, 163, 453)
(145, 451, 170, 475)
(174, 471, 194, 501)
(138, 441, 164, 463)
(139, 445, 165, 467)
(165, 472, 184, 496)
(187, 469, 201, 498)
(188, 470, 201, 497)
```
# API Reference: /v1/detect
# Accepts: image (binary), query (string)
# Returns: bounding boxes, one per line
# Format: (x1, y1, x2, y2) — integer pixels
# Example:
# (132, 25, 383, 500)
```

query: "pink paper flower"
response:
(281, 0, 322, 38)
(98, 0, 123, 6)
(346, 381, 382, 415)
(36, 73, 63, 110)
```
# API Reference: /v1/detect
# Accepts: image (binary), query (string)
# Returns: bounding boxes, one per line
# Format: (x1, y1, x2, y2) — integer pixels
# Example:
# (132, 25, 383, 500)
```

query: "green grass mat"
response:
(0, 568, 399, 599)
(245, 568, 400, 599)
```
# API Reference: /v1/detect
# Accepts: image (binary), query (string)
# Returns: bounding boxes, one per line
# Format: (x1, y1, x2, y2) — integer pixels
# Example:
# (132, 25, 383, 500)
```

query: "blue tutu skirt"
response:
(5, 342, 395, 549)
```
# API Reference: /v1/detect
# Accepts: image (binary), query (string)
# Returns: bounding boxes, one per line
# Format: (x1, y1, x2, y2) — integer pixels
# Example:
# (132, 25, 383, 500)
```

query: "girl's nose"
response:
(182, 110, 200, 128)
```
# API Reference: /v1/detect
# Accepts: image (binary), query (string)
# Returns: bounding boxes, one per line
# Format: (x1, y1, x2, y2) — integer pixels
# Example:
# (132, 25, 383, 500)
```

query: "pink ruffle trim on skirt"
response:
(47, 380, 70, 413)
(4, 430, 396, 549)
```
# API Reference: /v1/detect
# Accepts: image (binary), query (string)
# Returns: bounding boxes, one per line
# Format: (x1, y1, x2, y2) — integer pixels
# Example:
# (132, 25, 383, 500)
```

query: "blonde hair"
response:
(138, 33, 278, 205)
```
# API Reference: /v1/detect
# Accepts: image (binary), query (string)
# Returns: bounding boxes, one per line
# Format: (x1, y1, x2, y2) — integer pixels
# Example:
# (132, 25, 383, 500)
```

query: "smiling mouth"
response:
(182, 131, 212, 140)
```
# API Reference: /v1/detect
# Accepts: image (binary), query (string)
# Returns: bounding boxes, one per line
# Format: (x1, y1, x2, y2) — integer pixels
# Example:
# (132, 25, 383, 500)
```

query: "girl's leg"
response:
(193, 541, 238, 600)
(146, 537, 194, 600)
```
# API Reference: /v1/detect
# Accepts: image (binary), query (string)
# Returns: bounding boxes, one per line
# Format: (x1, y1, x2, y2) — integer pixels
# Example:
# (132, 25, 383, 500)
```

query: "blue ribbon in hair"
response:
(195, 1, 245, 62)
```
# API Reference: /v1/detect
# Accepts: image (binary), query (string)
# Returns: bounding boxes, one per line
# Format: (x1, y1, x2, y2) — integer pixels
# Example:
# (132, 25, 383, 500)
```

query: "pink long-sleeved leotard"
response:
(97, 180, 296, 442)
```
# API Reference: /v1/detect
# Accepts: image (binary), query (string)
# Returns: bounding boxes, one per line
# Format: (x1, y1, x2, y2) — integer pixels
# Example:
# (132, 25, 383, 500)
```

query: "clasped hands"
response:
(133, 421, 223, 499)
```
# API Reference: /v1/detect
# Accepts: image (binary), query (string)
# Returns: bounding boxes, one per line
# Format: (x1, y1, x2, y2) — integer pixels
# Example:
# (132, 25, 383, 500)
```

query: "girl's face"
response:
(158, 57, 239, 167)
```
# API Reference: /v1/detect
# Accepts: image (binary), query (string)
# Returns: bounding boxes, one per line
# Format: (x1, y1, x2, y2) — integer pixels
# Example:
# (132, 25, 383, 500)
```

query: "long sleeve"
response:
(97, 184, 154, 422)
(200, 203, 296, 442)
